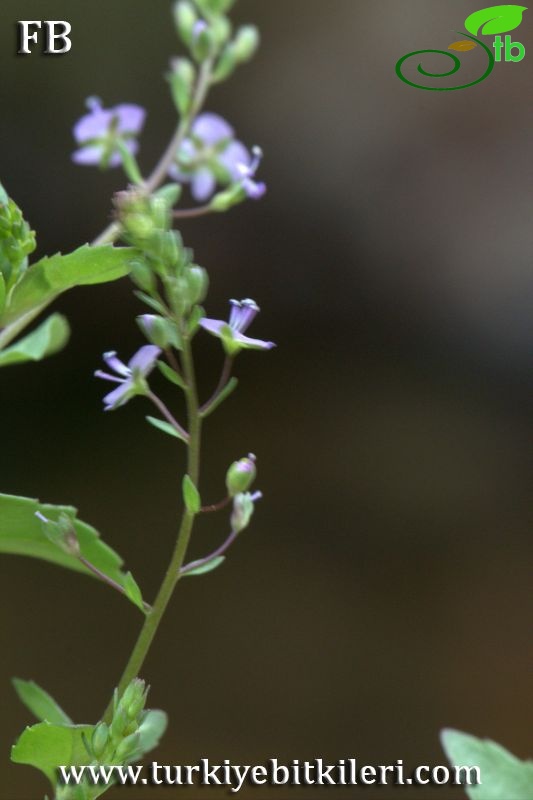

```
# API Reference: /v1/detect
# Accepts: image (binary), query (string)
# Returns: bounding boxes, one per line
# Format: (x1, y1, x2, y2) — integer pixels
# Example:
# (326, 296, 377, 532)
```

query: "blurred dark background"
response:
(0, 2, 531, 798)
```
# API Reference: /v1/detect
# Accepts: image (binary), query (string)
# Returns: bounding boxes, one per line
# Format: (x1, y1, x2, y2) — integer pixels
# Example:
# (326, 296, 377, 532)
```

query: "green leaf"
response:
(0, 273, 5, 316)
(157, 361, 186, 388)
(1, 244, 134, 325)
(441, 729, 533, 800)
(11, 722, 93, 787)
(136, 710, 168, 757)
(123, 571, 146, 614)
(182, 475, 201, 514)
(12, 679, 72, 726)
(464, 5, 527, 36)
(183, 555, 226, 577)
(145, 415, 187, 442)
(200, 377, 238, 418)
(0, 313, 70, 367)
(0, 493, 136, 600)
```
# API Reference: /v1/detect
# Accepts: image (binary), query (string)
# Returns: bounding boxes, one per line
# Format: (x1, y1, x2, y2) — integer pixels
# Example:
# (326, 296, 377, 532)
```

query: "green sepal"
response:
(133, 291, 167, 314)
(0, 493, 139, 606)
(154, 183, 183, 208)
(187, 304, 204, 335)
(12, 679, 73, 726)
(441, 729, 533, 799)
(11, 722, 94, 788)
(158, 361, 186, 388)
(1, 244, 135, 326)
(183, 555, 225, 576)
(146, 415, 188, 442)
(182, 475, 201, 514)
(135, 710, 168, 757)
(123, 572, 146, 614)
(0, 313, 70, 368)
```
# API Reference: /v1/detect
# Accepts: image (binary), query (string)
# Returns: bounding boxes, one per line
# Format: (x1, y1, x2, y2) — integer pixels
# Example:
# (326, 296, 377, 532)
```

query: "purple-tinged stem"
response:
(146, 390, 189, 441)
(200, 496, 231, 514)
(200, 355, 233, 415)
(180, 529, 238, 576)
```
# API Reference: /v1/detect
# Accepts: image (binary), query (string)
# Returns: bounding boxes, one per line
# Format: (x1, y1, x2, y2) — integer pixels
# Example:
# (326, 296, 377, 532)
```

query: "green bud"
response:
(210, 15, 232, 47)
(174, 1, 198, 46)
(115, 732, 140, 762)
(168, 58, 196, 116)
(119, 679, 147, 721)
(154, 183, 183, 209)
(233, 25, 260, 62)
(212, 43, 238, 83)
(91, 723, 109, 760)
(0, 194, 36, 291)
(226, 455, 257, 496)
(130, 259, 156, 293)
(137, 314, 181, 350)
(230, 492, 258, 533)
(191, 22, 216, 62)
(110, 708, 129, 742)
(186, 265, 209, 305)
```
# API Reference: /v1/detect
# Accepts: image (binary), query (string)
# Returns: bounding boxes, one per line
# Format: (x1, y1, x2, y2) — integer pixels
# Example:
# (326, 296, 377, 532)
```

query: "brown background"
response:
(0, 1, 531, 798)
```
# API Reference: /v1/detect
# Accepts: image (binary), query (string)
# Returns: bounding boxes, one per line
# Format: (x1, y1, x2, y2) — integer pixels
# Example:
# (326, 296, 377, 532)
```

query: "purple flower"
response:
(72, 97, 146, 168)
(200, 299, 275, 355)
(236, 147, 266, 199)
(169, 112, 260, 202)
(95, 345, 161, 410)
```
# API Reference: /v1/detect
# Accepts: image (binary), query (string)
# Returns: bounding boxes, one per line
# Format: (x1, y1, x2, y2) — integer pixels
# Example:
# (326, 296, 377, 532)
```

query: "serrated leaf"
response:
(0, 313, 69, 367)
(0, 494, 139, 606)
(449, 40, 478, 51)
(1, 245, 134, 325)
(158, 361, 185, 388)
(11, 722, 93, 787)
(182, 475, 201, 514)
(12, 679, 72, 726)
(183, 555, 226, 576)
(123, 571, 145, 614)
(441, 729, 533, 799)
(464, 5, 527, 36)
(146, 415, 187, 442)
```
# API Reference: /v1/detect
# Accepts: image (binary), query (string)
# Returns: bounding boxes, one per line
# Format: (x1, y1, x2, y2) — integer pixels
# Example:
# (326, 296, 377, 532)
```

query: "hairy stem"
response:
(103, 335, 202, 721)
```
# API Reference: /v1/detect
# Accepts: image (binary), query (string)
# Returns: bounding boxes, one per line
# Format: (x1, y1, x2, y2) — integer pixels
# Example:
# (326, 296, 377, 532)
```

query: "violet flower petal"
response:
(103, 351, 130, 377)
(199, 318, 227, 336)
(191, 168, 217, 202)
(218, 140, 251, 181)
(103, 382, 132, 410)
(192, 113, 234, 145)
(233, 332, 276, 350)
(128, 344, 161, 374)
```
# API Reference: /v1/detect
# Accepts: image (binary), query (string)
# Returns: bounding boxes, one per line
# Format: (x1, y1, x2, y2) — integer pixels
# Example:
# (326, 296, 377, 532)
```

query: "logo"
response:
(396, 4, 527, 90)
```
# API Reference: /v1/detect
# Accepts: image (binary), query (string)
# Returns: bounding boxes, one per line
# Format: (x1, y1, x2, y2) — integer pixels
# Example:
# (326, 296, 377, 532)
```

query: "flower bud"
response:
(168, 58, 196, 116)
(91, 723, 110, 760)
(137, 314, 174, 349)
(0, 193, 36, 291)
(226, 455, 256, 497)
(115, 732, 140, 762)
(212, 43, 238, 83)
(173, 1, 198, 46)
(230, 491, 261, 533)
(191, 20, 215, 62)
(120, 678, 147, 721)
(130, 259, 156, 293)
(233, 26, 260, 63)
(185, 266, 209, 305)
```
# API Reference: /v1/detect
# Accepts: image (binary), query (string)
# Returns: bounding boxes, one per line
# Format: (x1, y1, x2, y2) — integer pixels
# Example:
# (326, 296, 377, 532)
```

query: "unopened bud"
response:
(186, 266, 209, 305)
(168, 58, 196, 116)
(191, 20, 215, 62)
(226, 455, 257, 497)
(233, 26, 260, 63)
(91, 723, 109, 760)
(231, 491, 261, 533)
(173, 1, 198, 46)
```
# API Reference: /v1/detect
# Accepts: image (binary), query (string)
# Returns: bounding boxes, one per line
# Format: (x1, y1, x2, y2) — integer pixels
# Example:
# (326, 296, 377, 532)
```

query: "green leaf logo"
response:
(465, 5, 527, 36)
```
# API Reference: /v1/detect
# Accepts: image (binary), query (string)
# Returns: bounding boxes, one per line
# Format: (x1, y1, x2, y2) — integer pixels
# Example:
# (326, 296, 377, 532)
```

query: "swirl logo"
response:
(396, 4, 527, 91)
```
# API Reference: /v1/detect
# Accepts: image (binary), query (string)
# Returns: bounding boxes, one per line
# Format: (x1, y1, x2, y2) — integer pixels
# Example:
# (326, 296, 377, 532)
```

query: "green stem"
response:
(92, 60, 214, 248)
(103, 334, 201, 722)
